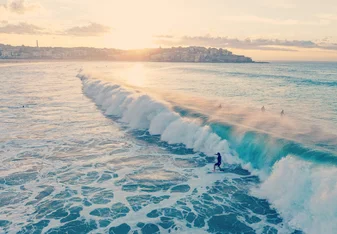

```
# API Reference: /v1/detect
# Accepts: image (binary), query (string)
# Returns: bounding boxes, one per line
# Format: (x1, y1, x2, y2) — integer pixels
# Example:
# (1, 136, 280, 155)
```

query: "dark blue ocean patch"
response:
(45, 219, 97, 234)
(220, 166, 250, 175)
(158, 217, 174, 230)
(83, 198, 92, 207)
(0, 220, 11, 227)
(0, 220, 11, 232)
(17, 220, 50, 234)
(137, 222, 145, 228)
(170, 184, 190, 193)
(185, 212, 196, 223)
(141, 223, 160, 234)
(245, 215, 261, 224)
(147, 209, 161, 218)
(262, 225, 278, 234)
(0, 171, 38, 186)
(207, 214, 255, 233)
(90, 207, 112, 217)
(90, 202, 130, 219)
(97, 173, 113, 183)
(109, 223, 131, 234)
(194, 215, 206, 228)
(33, 199, 65, 219)
(90, 190, 114, 204)
(46, 208, 69, 219)
(35, 186, 55, 200)
(162, 208, 184, 219)
(99, 219, 111, 228)
(60, 206, 83, 223)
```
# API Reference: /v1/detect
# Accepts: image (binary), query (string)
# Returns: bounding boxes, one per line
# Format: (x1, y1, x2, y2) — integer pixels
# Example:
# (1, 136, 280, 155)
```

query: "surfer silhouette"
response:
(261, 106, 265, 112)
(213, 152, 222, 172)
(280, 110, 285, 116)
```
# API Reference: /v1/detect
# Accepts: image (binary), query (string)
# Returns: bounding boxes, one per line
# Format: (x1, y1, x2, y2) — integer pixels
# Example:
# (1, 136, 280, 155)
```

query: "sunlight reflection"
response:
(125, 64, 147, 87)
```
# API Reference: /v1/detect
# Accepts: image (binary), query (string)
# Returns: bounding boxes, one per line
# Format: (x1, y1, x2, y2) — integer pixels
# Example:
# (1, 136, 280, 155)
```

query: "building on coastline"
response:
(0, 44, 254, 63)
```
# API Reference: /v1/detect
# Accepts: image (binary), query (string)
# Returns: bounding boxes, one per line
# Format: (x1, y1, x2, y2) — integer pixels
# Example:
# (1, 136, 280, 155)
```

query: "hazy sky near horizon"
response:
(1, 0, 337, 61)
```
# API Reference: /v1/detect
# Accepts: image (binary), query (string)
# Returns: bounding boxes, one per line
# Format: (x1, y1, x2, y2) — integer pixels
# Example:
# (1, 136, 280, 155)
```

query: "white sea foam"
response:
(253, 155, 337, 234)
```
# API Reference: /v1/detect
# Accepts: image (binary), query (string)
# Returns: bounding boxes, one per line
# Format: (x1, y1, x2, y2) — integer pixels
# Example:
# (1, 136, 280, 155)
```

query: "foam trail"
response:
(77, 73, 238, 164)
(253, 155, 337, 234)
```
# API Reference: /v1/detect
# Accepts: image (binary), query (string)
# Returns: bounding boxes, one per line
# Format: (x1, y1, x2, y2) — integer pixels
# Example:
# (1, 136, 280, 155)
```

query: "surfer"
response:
(213, 152, 222, 172)
(261, 106, 265, 112)
(218, 104, 222, 108)
(280, 110, 285, 116)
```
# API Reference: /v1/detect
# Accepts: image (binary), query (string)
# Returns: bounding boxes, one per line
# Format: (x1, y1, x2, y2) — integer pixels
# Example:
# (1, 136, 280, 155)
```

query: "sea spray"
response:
(78, 72, 237, 162)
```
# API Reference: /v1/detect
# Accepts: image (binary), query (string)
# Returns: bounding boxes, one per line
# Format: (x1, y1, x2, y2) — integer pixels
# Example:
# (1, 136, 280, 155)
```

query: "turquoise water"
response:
(1, 62, 336, 234)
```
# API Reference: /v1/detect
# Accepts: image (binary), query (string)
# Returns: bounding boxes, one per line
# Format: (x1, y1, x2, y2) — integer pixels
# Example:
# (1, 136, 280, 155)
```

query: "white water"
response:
(254, 156, 337, 234)
(78, 68, 337, 234)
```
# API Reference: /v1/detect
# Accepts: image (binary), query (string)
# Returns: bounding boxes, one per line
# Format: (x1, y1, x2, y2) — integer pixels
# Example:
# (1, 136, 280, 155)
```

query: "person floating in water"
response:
(280, 110, 285, 116)
(261, 106, 265, 112)
(214, 152, 222, 172)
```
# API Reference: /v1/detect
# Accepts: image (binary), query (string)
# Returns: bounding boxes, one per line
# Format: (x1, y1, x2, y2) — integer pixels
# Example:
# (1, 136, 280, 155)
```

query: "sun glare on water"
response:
(125, 64, 148, 87)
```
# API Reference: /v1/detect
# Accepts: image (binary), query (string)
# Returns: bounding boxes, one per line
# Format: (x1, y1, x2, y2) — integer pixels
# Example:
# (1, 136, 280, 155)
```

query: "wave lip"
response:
(77, 72, 239, 164)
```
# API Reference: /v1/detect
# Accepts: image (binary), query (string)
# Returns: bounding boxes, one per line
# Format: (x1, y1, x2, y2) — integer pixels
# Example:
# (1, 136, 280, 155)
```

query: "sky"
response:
(1, 0, 337, 61)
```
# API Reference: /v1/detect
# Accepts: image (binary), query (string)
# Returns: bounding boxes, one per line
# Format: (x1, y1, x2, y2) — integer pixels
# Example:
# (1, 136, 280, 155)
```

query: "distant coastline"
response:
(0, 44, 257, 63)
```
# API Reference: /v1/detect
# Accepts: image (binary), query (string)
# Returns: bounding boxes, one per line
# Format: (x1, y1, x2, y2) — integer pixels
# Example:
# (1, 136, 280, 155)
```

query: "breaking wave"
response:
(77, 71, 337, 234)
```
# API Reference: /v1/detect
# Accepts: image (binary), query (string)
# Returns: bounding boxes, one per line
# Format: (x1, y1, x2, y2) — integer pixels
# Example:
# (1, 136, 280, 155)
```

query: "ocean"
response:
(1, 61, 336, 234)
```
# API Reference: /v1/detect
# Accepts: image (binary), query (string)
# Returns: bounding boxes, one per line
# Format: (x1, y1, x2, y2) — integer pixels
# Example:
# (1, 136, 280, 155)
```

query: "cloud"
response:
(0, 22, 45, 34)
(154, 35, 337, 52)
(0, 0, 41, 14)
(317, 14, 337, 21)
(153, 35, 174, 39)
(221, 15, 330, 26)
(0, 22, 111, 37)
(261, 0, 295, 9)
(64, 23, 110, 36)
(222, 15, 299, 25)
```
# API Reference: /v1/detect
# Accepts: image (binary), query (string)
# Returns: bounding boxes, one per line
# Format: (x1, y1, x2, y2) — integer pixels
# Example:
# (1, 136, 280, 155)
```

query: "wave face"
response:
(78, 71, 337, 234)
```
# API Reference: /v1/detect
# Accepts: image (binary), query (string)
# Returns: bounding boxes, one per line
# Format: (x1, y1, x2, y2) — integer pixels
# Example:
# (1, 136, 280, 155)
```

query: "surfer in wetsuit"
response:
(280, 110, 285, 116)
(261, 106, 265, 112)
(213, 152, 222, 171)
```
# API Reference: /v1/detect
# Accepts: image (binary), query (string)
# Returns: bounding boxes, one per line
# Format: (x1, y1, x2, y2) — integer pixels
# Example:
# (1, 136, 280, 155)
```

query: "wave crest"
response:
(77, 72, 237, 164)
